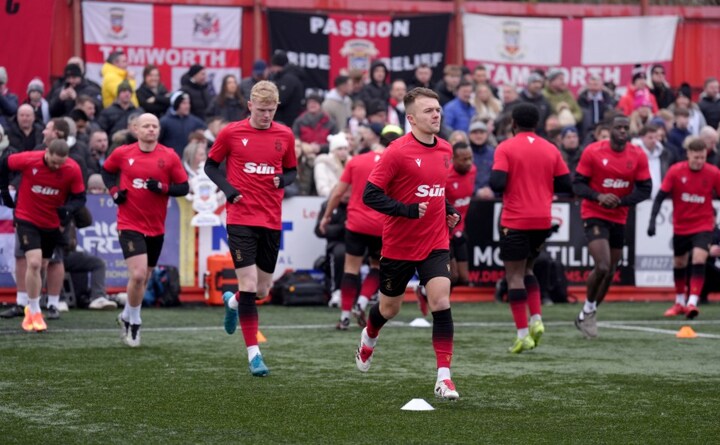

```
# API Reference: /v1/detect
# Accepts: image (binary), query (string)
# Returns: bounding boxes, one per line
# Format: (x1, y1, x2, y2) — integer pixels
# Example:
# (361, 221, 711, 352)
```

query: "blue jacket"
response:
(159, 110, 206, 157)
(471, 142, 495, 192)
(443, 99, 476, 133)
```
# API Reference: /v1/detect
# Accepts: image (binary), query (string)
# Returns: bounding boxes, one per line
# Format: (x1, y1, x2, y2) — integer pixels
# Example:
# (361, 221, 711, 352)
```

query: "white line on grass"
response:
(599, 322, 720, 339)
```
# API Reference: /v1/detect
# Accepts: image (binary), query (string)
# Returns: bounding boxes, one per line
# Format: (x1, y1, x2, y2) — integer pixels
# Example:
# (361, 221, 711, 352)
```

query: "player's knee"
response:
(129, 268, 147, 284)
(594, 262, 612, 277)
(26, 258, 42, 273)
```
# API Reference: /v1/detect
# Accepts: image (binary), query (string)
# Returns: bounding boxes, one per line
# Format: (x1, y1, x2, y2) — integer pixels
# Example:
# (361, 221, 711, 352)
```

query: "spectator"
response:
(24, 78, 50, 125)
(206, 74, 247, 122)
(159, 91, 206, 157)
(698, 77, 720, 130)
(48, 64, 102, 118)
(467, 120, 495, 199)
(240, 60, 268, 101)
(75, 95, 99, 132)
(6, 104, 42, 151)
(203, 116, 226, 145)
(434, 64, 462, 107)
(66, 56, 103, 103)
(356, 122, 383, 154)
(699, 126, 720, 166)
(617, 64, 658, 116)
(443, 80, 476, 133)
(519, 73, 551, 134)
(448, 130, 469, 146)
(87, 173, 107, 194)
(101, 51, 137, 108)
(365, 99, 387, 125)
(180, 64, 212, 120)
(314, 132, 351, 197)
(629, 98, 654, 137)
(668, 83, 706, 137)
(359, 60, 390, 109)
(86, 129, 109, 175)
(293, 94, 337, 148)
(97, 81, 142, 137)
(582, 122, 611, 148)
(347, 69, 365, 102)
(268, 50, 304, 125)
(136, 65, 170, 118)
(63, 117, 92, 179)
(322, 75, 353, 132)
(577, 74, 616, 138)
(557, 126, 583, 179)
(543, 69, 582, 126)
(69, 109, 91, 144)
(387, 79, 407, 130)
(631, 123, 672, 198)
(347, 100, 367, 140)
(667, 107, 692, 160)
(407, 63, 433, 90)
(649, 64, 675, 110)
(0, 66, 19, 129)
(472, 64, 499, 99)
(474, 84, 502, 122)
(181, 132, 208, 179)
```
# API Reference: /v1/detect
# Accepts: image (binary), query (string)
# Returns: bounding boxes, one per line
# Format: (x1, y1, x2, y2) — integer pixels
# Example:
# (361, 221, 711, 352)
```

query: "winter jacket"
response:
(667, 103, 707, 137)
(97, 103, 142, 137)
(557, 145, 584, 178)
(205, 96, 247, 123)
(101, 62, 138, 108)
(443, 99, 476, 133)
(180, 74, 212, 120)
(270, 65, 305, 126)
(617, 85, 658, 116)
(470, 141, 495, 192)
(0, 91, 18, 129)
(631, 137, 673, 198)
(5, 118, 43, 151)
(519, 90, 552, 134)
(322, 89, 352, 132)
(651, 83, 676, 110)
(158, 109, 206, 157)
(433, 80, 456, 107)
(48, 78, 103, 117)
(577, 88, 616, 136)
(313, 153, 349, 197)
(136, 82, 170, 118)
(698, 93, 720, 130)
(292, 111, 337, 145)
(543, 87, 583, 124)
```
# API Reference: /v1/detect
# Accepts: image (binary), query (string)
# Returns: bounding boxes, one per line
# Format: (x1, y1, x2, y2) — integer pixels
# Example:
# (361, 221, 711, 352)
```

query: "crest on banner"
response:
(340, 39, 379, 73)
(500, 20, 524, 60)
(108, 7, 127, 39)
(193, 13, 220, 42)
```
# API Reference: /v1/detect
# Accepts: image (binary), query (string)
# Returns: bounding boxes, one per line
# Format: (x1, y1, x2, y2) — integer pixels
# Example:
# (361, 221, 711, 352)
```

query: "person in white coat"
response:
(314, 133, 351, 197)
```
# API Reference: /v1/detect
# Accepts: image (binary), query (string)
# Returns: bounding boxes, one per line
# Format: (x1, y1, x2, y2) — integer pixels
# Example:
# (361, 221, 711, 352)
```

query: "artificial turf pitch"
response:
(1, 301, 719, 444)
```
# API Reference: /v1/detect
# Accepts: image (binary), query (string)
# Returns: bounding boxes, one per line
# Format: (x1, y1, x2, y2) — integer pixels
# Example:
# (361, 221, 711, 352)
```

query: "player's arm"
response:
(146, 179, 190, 197)
(488, 170, 507, 193)
(204, 158, 242, 203)
(619, 179, 652, 206)
(363, 181, 422, 218)
(445, 199, 461, 229)
(572, 173, 599, 201)
(0, 155, 14, 207)
(554, 174, 572, 194)
(57, 191, 87, 226)
(647, 190, 669, 237)
(319, 181, 350, 234)
(274, 167, 297, 189)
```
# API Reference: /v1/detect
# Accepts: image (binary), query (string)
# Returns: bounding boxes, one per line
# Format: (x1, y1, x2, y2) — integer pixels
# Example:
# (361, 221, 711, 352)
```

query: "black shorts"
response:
(119, 230, 165, 267)
(345, 229, 382, 260)
(379, 249, 451, 297)
(673, 232, 714, 256)
(14, 220, 63, 259)
(499, 227, 552, 262)
(227, 225, 281, 273)
(583, 218, 625, 249)
(450, 233, 469, 262)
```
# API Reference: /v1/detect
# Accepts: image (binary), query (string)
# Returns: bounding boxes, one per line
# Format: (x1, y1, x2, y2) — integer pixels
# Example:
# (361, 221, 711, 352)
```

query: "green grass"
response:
(1, 302, 719, 444)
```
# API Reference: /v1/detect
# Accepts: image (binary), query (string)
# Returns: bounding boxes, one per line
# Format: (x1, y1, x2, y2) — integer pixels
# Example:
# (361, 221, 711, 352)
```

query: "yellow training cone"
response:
(676, 326, 698, 339)
(257, 330, 267, 343)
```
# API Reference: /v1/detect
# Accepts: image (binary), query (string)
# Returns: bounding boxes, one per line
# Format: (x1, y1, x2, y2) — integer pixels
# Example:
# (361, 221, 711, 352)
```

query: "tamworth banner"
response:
(268, 11, 450, 91)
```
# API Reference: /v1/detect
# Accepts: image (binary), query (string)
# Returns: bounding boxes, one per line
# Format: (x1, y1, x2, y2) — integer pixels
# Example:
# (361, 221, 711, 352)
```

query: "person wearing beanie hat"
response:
(617, 64, 658, 116)
(97, 77, 142, 137)
(101, 51, 138, 108)
(180, 64, 211, 120)
(46, 61, 102, 118)
(270, 50, 289, 68)
(543, 68, 582, 128)
(313, 132, 350, 197)
(0, 66, 19, 129)
(158, 91, 205, 157)
(24, 77, 50, 125)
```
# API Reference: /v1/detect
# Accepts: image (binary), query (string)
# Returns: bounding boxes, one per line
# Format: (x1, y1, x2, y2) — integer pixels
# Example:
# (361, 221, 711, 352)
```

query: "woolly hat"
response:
(633, 89, 652, 110)
(546, 68, 564, 83)
(561, 126, 578, 138)
(527, 72, 544, 85)
(27, 77, 45, 95)
(327, 133, 349, 152)
(187, 64, 204, 78)
(117, 80, 133, 95)
(170, 90, 189, 110)
(252, 60, 267, 75)
(271, 50, 289, 67)
(631, 64, 646, 83)
(365, 99, 386, 117)
(678, 82, 692, 100)
(64, 63, 82, 79)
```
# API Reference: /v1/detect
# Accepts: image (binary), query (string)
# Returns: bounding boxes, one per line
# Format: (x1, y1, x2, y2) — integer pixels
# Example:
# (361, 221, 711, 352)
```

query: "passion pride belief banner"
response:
(268, 11, 450, 91)
(463, 14, 678, 94)
(82, 1, 241, 94)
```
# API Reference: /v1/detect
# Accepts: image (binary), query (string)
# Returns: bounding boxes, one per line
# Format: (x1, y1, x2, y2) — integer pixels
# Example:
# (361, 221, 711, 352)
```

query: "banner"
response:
(268, 11, 450, 91)
(0, 0, 54, 95)
(82, 1, 241, 94)
(466, 200, 635, 287)
(463, 14, 678, 94)
(76, 195, 180, 288)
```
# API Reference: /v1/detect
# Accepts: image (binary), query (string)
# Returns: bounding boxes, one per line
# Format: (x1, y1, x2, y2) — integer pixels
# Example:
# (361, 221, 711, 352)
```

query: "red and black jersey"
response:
(208, 119, 296, 230)
(339, 150, 385, 237)
(661, 161, 720, 235)
(8, 151, 84, 229)
(576, 140, 651, 224)
(492, 132, 569, 230)
(103, 142, 187, 236)
(367, 132, 453, 261)
(445, 164, 476, 236)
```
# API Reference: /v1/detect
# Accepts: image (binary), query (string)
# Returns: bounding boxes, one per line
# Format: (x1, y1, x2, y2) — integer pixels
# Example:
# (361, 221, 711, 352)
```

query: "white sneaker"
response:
(56, 301, 69, 312)
(355, 343, 374, 372)
(89, 296, 118, 310)
(125, 324, 141, 347)
(434, 379, 460, 400)
(328, 289, 341, 308)
(112, 293, 128, 307)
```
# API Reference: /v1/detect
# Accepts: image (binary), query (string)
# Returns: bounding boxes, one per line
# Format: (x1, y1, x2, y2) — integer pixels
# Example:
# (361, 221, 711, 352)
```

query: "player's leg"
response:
(355, 237, 382, 326)
(576, 221, 611, 338)
(686, 233, 712, 319)
(421, 250, 459, 400)
(451, 234, 470, 286)
(337, 253, 363, 330)
(500, 228, 535, 353)
(117, 230, 151, 346)
(667, 234, 690, 316)
(45, 253, 65, 319)
(595, 224, 625, 306)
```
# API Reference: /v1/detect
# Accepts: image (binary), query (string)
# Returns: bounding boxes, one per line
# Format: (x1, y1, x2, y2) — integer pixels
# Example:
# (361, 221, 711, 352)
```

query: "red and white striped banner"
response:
(463, 14, 678, 94)
(82, 1, 242, 94)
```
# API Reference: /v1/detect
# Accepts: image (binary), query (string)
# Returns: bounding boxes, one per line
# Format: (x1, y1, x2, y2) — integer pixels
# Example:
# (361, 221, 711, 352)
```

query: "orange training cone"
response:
(676, 326, 698, 339)
(256, 330, 267, 343)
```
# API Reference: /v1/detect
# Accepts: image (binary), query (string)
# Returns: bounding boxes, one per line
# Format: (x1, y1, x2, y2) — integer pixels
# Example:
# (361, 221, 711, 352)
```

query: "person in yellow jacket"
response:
(101, 51, 138, 108)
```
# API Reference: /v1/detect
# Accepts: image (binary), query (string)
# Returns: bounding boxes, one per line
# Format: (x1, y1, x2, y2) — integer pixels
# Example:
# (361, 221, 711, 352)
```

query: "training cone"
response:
(409, 318, 432, 328)
(256, 330, 267, 343)
(676, 326, 698, 339)
(401, 398, 435, 411)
